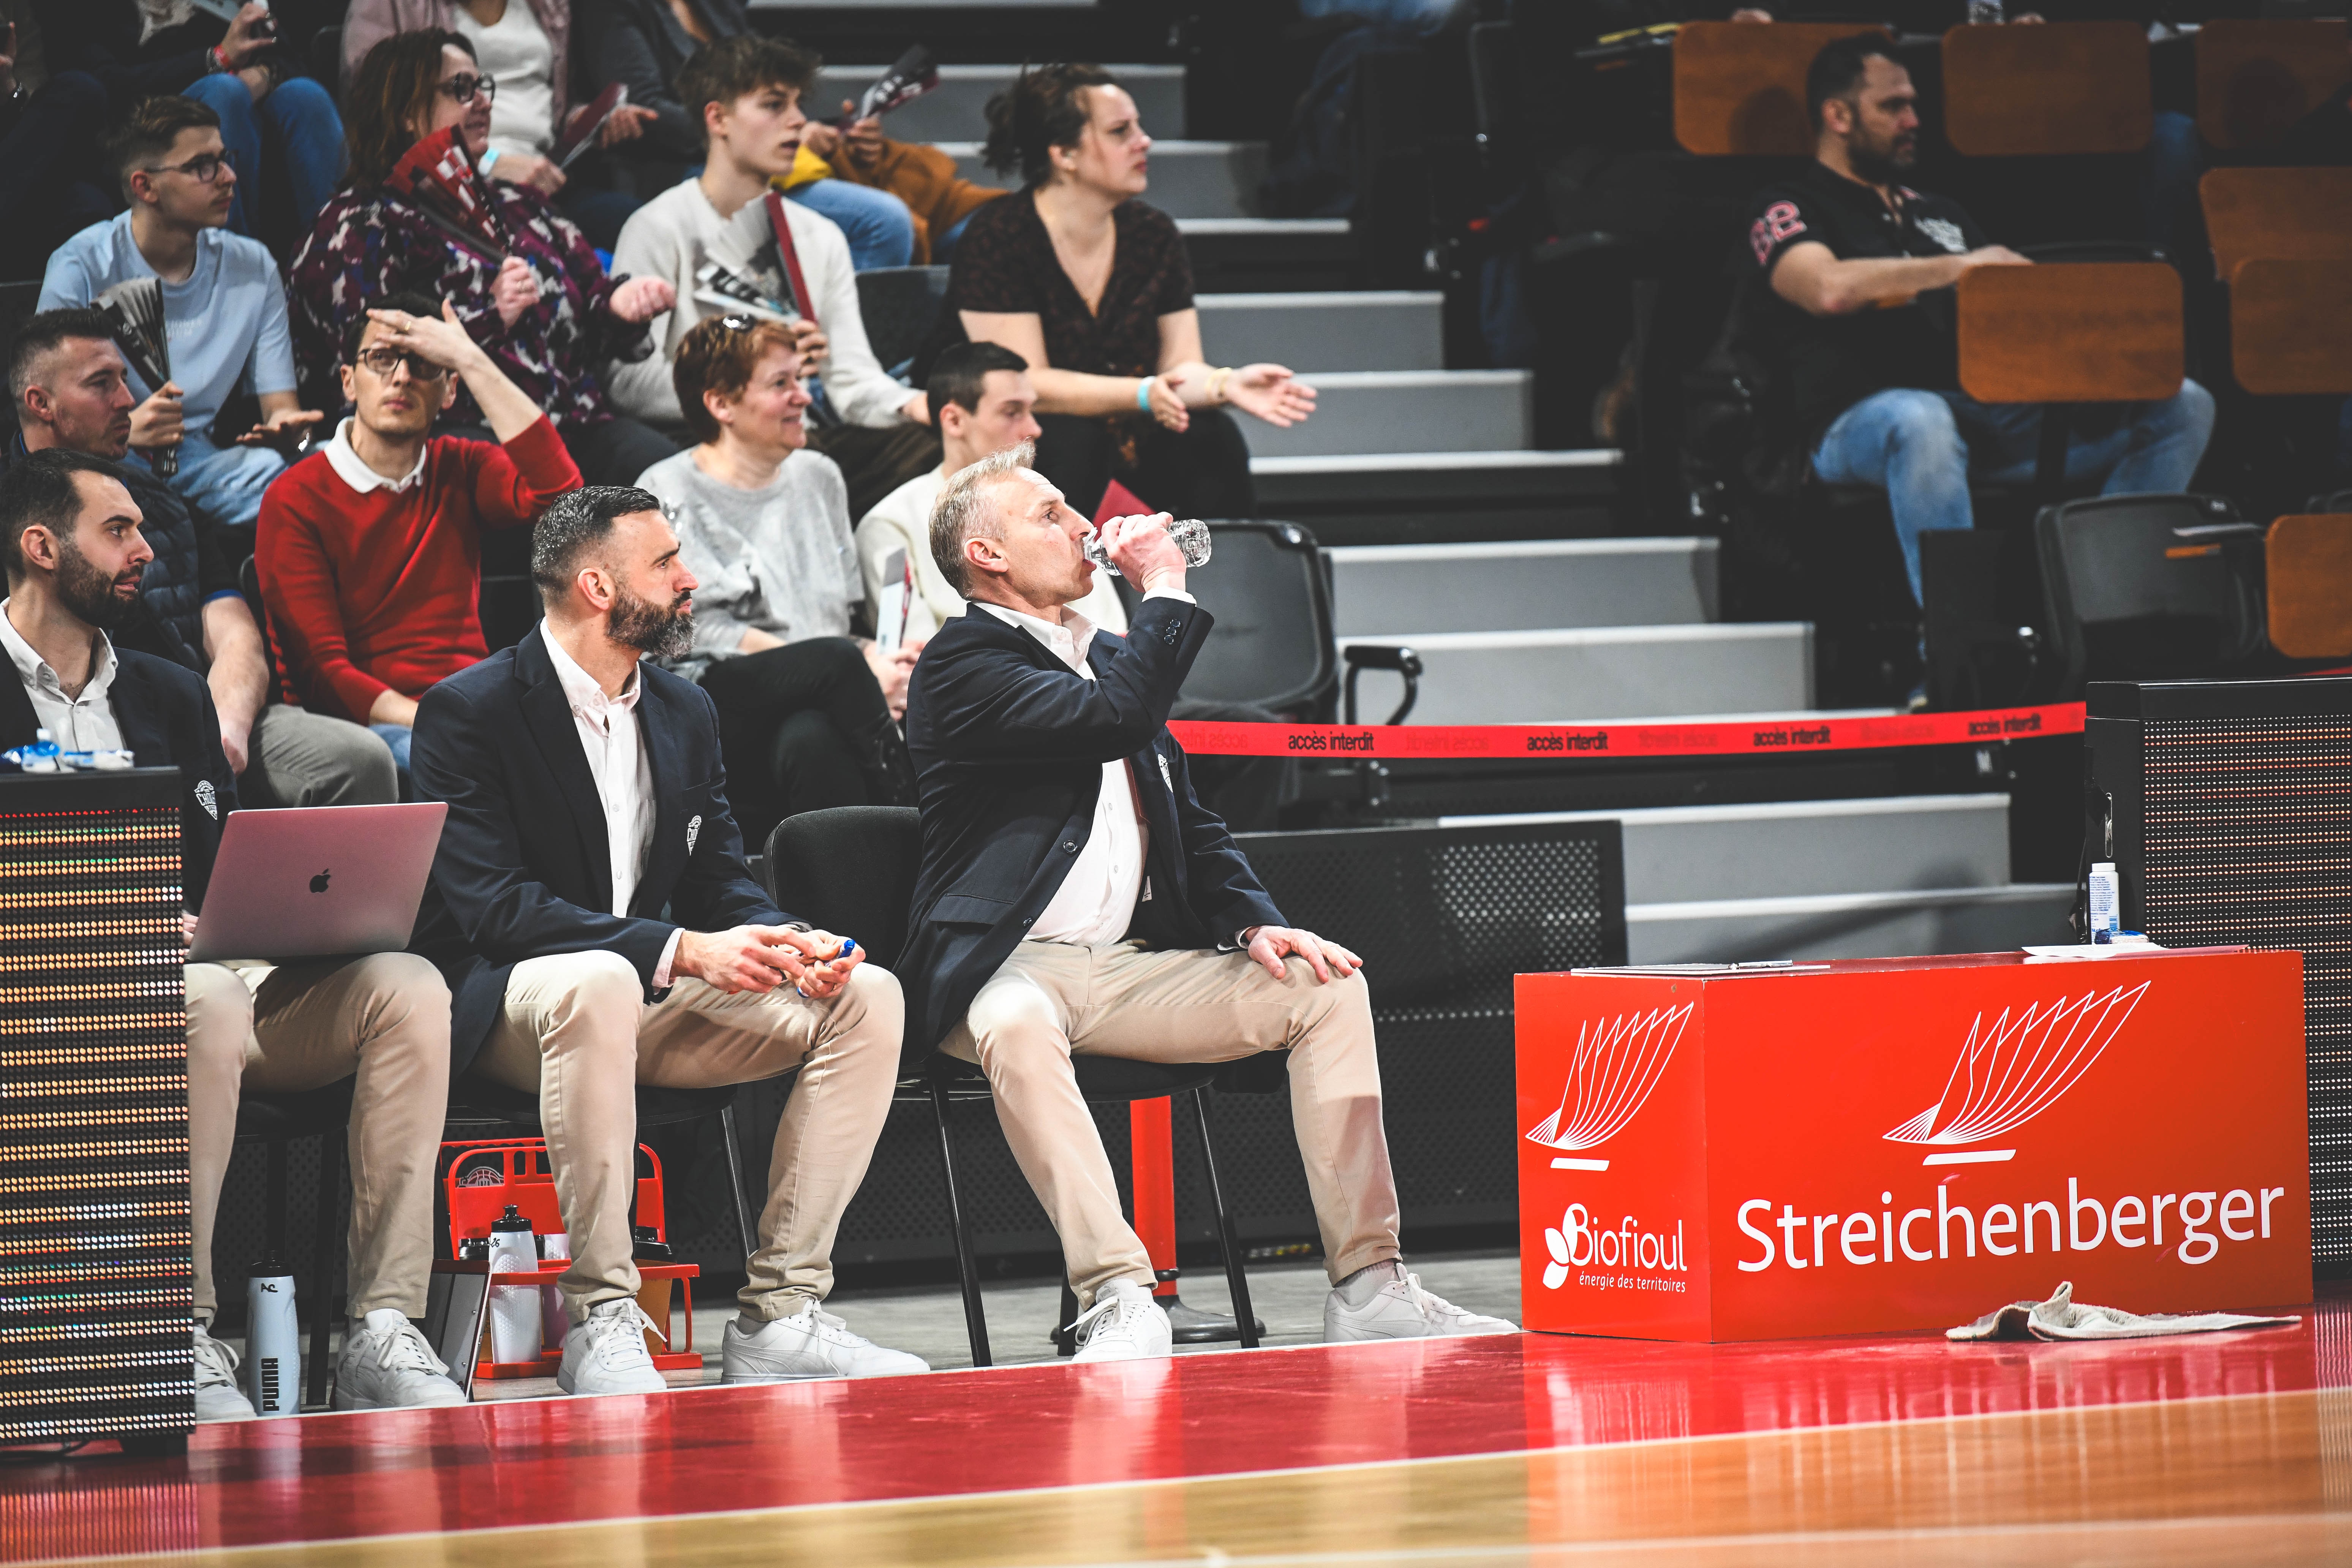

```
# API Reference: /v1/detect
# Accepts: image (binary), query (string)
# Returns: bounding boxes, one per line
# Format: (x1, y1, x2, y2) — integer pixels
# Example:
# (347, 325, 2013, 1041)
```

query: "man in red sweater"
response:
(258, 290, 582, 777)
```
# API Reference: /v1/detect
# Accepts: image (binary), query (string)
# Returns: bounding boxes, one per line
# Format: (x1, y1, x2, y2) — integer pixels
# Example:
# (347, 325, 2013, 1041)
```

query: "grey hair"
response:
(531, 484, 660, 600)
(928, 440, 1034, 598)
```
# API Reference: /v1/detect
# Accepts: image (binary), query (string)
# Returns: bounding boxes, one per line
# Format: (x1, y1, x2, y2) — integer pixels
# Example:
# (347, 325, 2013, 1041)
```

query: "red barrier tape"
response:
(1168, 702, 2086, 760)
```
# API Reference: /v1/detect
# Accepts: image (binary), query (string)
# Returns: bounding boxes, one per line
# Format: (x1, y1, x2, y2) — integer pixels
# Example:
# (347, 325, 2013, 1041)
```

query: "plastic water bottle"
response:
(19, 728, 60, 773)
(2087, 861, 2120, 944)
(1968, 0, 2004, 21)
(244, 1259, 299, 1418)
(1082, 517, 1213, 577)
(485, 1205, 541, 1364)
(536, 1232, 569, 1351)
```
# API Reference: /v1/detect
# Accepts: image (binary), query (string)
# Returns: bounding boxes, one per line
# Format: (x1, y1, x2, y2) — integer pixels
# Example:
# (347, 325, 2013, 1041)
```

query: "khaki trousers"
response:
(185, 953, 453, 1324)
(941, 942, 1401, 1307)
(474, 951, 902, 1321)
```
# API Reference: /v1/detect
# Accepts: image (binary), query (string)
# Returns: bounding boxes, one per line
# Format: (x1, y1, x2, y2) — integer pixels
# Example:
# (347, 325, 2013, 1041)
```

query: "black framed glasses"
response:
(142, 150, 234, 185)
(437, 73, 497, 106)
(352, 347, 450, 381)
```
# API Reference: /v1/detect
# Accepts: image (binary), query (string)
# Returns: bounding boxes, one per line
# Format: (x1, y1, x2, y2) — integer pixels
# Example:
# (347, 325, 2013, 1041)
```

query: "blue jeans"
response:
(142, 432, 286, 531)
(1811, 382, 2218, 606)
(183, 73, 345, 235)
(789, 180, 915, 271)
(369, 723, 413, 781)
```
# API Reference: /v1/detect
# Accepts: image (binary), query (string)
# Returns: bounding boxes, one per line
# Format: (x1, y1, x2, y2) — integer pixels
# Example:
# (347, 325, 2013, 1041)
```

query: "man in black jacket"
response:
(901, 444, 1515, 1362)
(0, 449, 460, 1421)
(409, 484, 922, 1399)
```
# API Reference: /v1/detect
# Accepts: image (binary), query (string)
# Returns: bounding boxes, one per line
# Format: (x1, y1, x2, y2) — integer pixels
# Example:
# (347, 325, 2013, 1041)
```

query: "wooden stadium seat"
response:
(1955, 262, 2182, 405)
(2196, 17, 2352, 150)
(2229, 259, 2352, 396)
(1941, 22, 2151, 156)
(2265, 514, 2352, 659)
(1673, 22, 1889, 156)
(2200, 167, 2352, 283)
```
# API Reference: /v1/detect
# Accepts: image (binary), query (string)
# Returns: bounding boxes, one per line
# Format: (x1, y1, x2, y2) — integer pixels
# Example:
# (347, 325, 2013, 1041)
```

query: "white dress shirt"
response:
(321, 417, 428, 495)
(540, 626, 683, 985)
(0, 600, 122, 751)
(978, 591, 1193, 947)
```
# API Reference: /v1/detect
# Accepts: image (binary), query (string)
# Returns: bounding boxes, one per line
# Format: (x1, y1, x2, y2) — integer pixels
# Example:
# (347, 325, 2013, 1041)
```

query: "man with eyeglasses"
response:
(256, 289, 581, 782)
(39, 95, 321, 542)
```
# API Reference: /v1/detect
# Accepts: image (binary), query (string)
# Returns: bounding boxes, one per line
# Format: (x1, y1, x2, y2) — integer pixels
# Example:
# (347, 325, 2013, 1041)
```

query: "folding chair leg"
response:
(718, 1099, 759, 1261)
(264, 1139, 289, 1260)
(1054, 1281, 1079, 1358)
(307, 1129, 344, 1408)
(1189, 1087, 1259, 1349)
(928, 1074, 991, 1368)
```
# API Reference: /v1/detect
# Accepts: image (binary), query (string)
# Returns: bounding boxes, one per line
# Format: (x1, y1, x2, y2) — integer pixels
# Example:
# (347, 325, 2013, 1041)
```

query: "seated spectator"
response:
(637, 315, 914, 849)
(610, 35, 938, 518)
(801, 97, 1004, 263)
(1751, 36, 2215, 616)
(34, 0, 343, 234)
(342, 0, 659, 251)
(289, 30, 678, 488)
(41, 96, 321, 539)
(7, 308, 397, 807)
(258, 289, 582, 780)
(0, 21, 112, 279)
(951, 64, 1315, 521)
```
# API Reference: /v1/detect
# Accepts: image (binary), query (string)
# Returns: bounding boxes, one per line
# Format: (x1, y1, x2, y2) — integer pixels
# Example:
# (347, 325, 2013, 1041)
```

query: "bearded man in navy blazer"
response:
(900, 443, 1515, 1362)
(409, 485, 925, 1397)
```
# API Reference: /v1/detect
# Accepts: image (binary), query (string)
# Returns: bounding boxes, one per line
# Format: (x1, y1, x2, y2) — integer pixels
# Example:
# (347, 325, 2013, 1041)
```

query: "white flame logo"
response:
(1884, 981, 2150, 1166)
(1524, 1003, 1694, 1171)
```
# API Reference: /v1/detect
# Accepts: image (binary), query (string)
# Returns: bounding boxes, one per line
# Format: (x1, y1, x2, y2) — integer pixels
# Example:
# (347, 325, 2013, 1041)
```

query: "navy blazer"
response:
(409, 626, 787, 1073)
(0, 640, 235, 909)
(898, 594, 1284, 1057)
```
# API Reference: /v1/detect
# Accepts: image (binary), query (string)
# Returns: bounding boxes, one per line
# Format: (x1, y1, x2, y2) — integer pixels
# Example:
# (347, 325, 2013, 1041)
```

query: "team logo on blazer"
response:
(686, 814, 702, 855)
(193, 780, 218, 820)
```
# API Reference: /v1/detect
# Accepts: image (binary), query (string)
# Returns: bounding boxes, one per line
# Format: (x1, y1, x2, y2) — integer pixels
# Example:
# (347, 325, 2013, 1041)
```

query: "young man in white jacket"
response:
(605, 35, 938, 516)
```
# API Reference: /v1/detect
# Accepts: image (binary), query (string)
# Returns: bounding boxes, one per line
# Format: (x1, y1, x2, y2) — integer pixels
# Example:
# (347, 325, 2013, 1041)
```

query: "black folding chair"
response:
(763, 806, 1264, 1367)
(2034, 492, 2268, 699)
(851, 266, 951, 379)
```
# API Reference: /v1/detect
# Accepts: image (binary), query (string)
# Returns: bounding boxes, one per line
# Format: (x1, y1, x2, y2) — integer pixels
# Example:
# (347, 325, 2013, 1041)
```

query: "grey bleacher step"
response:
(1253, 450, 1625, 548)
(1441, 795, 2014, 904)
(809, 63, 1185, 142)
(1329, 538, 1717, 637)
(938, 140, 1264, 220)
(1337, 624, 1813, 724)
(1197, 291, 1441, 374)
(1242, 370, 1532, 460)
(1623, 884, 2076, 965)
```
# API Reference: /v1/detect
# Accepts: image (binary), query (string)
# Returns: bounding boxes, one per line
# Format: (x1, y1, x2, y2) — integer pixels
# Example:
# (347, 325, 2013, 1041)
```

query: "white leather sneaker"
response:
(1068, 1280, 1173, 1363)
(191, 1322, 257, 1422)
(1324, 1265, 1518, 1342)
(332, 1309, 466, 1410)
(721, 1302, 929, 1383)
(556, 1299, 669, 1397)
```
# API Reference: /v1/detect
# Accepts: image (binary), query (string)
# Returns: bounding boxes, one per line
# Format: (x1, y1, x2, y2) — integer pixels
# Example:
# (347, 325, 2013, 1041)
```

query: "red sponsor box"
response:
(1515, 948, 2310, 1341)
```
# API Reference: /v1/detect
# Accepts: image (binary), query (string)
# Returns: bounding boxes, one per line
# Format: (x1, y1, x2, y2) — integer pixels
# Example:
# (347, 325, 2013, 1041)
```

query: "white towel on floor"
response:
(1947, 1281, 2300, 1342)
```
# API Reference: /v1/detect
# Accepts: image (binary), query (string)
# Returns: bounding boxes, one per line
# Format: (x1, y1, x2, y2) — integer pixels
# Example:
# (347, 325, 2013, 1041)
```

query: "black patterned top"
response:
(946, 191, 1194, 378)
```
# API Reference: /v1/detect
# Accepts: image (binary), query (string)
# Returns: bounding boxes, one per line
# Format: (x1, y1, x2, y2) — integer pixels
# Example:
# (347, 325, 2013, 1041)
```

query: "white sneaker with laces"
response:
(191, 1322, 257, 1423)
(556, 1299, 669, 1397)
(1323, 1264, 1518, 1342)
(721, 1302, 929, 1383)
(1068, 1280, 1173, 1363)
(332, 1309, 466, 1410)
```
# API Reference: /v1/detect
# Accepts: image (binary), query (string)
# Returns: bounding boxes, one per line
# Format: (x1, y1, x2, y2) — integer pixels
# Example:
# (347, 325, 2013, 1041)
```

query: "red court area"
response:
(2, 1285, 2338, 1564)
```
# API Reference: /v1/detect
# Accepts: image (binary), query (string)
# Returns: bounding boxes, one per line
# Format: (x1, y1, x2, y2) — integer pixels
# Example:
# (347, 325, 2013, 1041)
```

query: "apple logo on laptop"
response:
(310, 870, 331, 894)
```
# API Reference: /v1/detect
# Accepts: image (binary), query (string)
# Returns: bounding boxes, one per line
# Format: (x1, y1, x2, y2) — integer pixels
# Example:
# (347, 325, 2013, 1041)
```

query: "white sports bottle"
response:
(2087, 861, 2120, 944)
(487, 1206, 542, 1363)
(244, 1259, 299, 1417)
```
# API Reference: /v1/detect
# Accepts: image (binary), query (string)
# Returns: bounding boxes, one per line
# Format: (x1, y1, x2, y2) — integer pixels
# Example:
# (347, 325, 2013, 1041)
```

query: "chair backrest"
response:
(2266, 514, 2352, 660)
(2035, 492, 2265, 699)
(1955, 261, 2181, 406)
(852, 266, 951, 377)
(1672, 22, 1888, 156)
(1941, 22, 2151, 157)
(762, 806, 922, 970)
(1172, 521, 1337, 716)
(2196, 17, 2352, 150)
(2199, 167, 2352, 283)
(2229, 257, 2352, 397)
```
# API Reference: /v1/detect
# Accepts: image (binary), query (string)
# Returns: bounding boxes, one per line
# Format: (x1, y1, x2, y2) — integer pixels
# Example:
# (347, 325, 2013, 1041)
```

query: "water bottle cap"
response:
(248, 1257, 286, 1275)
(491, 1204, 533, 1231)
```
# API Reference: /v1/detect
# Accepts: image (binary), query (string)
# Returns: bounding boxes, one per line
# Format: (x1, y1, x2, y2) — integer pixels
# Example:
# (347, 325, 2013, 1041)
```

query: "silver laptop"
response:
(188, 803, 448, 963)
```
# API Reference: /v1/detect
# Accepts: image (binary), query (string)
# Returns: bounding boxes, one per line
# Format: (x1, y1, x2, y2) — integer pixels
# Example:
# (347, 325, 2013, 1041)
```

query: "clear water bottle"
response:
(1968, 0, 2004, 22)
(21, 727, 60, 773)
(1082, 517, 1213, 577)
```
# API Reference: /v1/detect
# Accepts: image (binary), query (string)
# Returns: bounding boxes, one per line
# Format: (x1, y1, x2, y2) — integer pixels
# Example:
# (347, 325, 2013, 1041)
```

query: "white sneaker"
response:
(191, 1322, 257, 1423)
(721, 1302, 929, 1383)
(1068, 1280, 1173, 1363)
(1323, 1264, 1519, 1342)
(556, 1299, 669, 1397)
(332, 1309, 466, 1410)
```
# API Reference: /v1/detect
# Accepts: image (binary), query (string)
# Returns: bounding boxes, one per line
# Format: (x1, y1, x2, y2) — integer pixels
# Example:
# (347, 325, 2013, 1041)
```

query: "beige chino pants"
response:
(185, 954, 453, 1324)
(474, 951, 902, 1321)
(941, 942, 1402, 1307)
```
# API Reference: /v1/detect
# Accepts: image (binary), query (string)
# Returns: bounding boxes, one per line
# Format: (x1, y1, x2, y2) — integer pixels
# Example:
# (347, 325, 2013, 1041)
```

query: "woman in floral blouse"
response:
(287, 28, 679, 485)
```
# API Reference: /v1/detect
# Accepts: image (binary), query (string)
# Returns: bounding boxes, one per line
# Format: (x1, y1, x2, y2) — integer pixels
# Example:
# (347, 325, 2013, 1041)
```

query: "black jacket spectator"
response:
(583, 0, 748, 160)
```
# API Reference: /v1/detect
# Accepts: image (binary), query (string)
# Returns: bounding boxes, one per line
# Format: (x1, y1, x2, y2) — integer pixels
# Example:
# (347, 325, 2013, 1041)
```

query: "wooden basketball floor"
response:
(5, 1282, 2349, 1567)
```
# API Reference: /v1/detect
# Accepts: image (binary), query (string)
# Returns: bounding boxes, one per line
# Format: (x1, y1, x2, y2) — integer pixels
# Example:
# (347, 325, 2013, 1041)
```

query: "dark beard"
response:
(56, 539, 134, 629)
(1848, 135, 1914, 189)
(608, 585, 693, 662)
